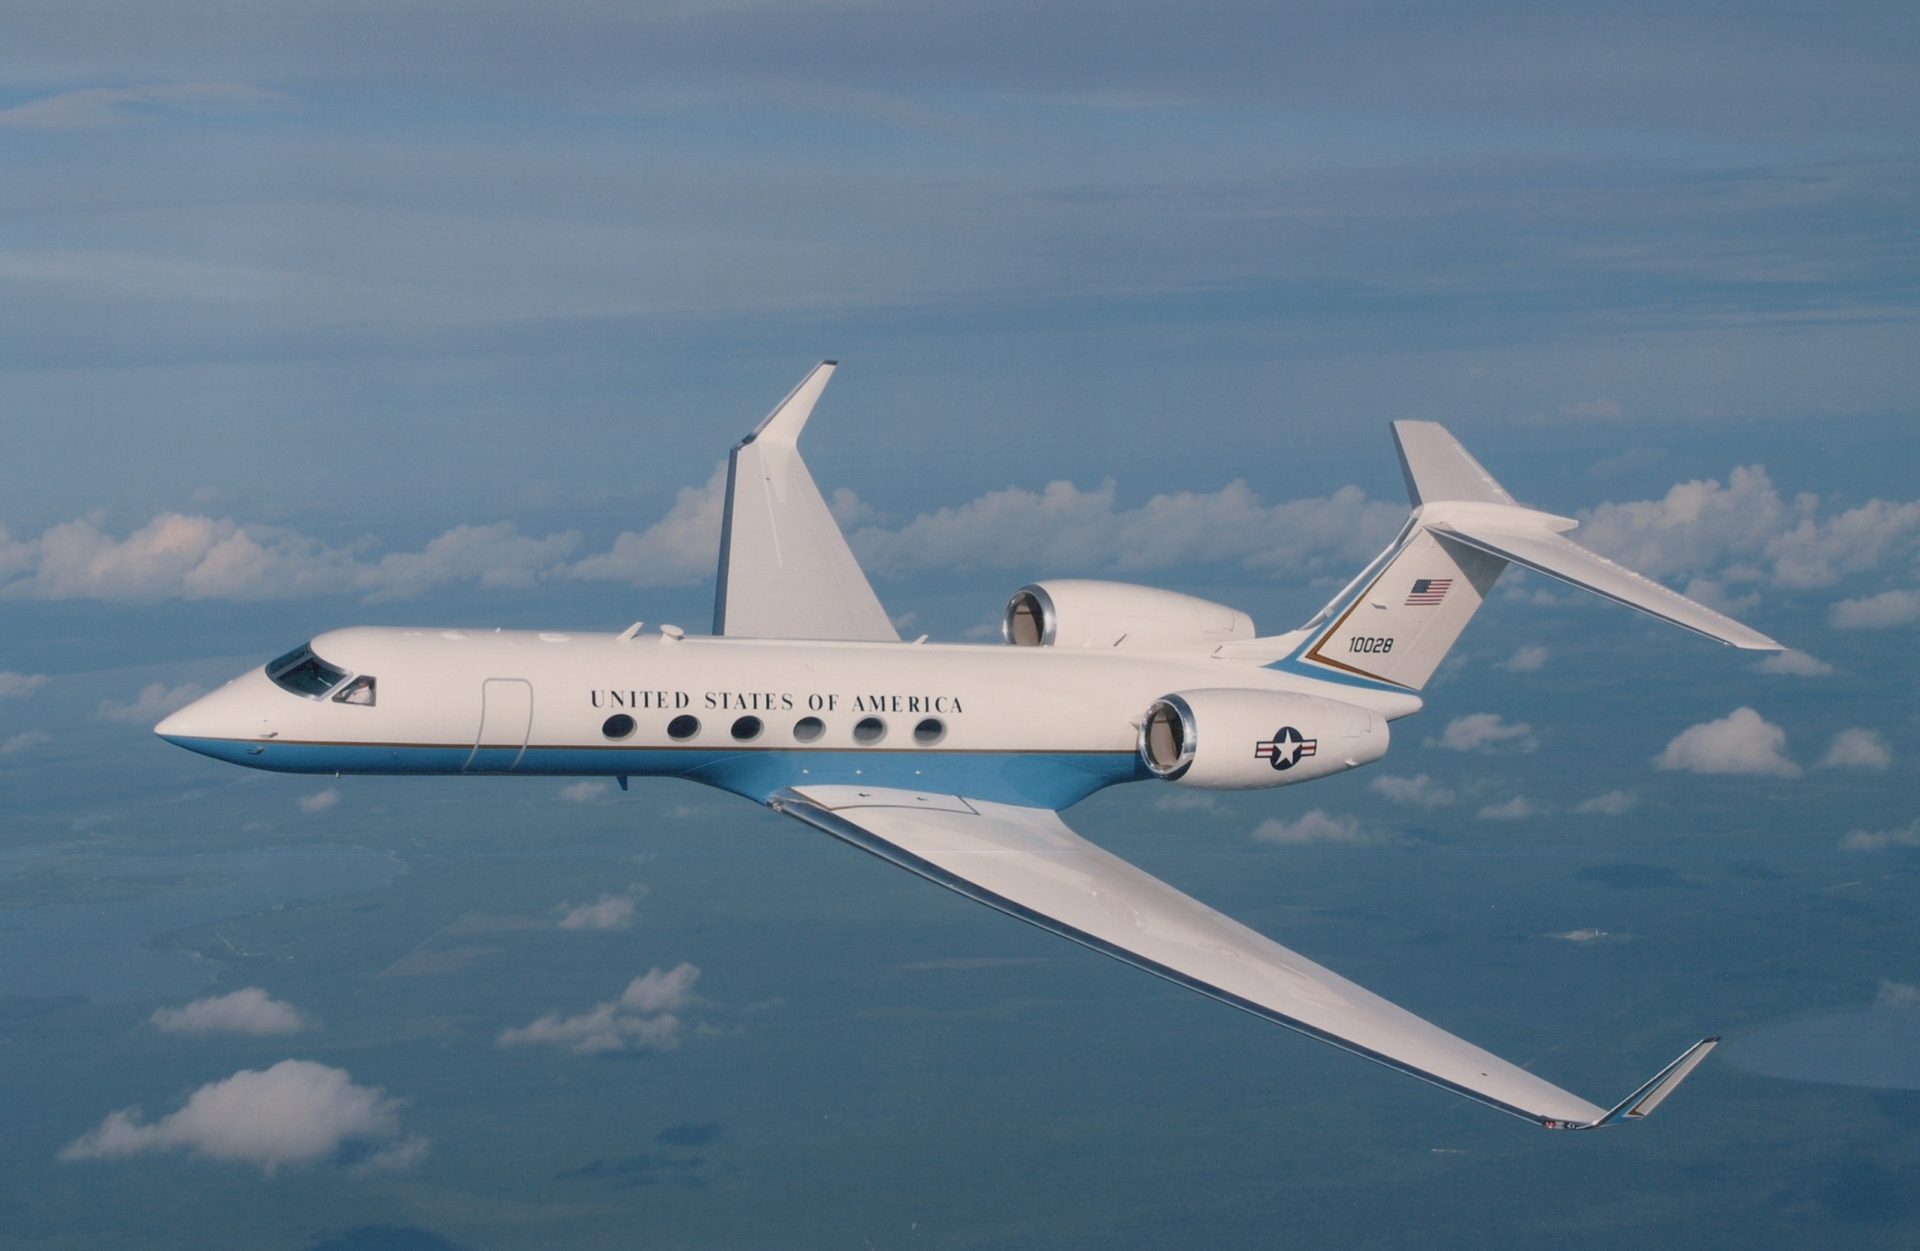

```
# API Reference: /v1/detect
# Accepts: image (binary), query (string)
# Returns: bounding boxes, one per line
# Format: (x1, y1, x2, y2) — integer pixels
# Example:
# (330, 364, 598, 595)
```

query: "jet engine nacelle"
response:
(1139, 689, 1389, 789)
(1004, 581, 1255, 651)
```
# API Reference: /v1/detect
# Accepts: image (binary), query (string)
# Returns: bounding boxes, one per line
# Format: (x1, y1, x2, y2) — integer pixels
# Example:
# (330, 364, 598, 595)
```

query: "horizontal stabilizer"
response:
(1432, 517, 1781, 650)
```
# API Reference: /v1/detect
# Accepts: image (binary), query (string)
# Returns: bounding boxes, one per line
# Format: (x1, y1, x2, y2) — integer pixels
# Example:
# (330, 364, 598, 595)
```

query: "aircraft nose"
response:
(153, 690, 215, 742)
(152, 669, 276, 747)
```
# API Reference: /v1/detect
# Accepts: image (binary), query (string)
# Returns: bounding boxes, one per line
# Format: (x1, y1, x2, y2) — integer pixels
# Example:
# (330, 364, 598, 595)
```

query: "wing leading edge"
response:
(771, 784, 1713, 1129)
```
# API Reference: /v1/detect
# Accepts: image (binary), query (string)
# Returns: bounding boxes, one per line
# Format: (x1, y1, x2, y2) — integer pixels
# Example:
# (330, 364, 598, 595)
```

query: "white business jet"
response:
(158, 362, 1780, 1130)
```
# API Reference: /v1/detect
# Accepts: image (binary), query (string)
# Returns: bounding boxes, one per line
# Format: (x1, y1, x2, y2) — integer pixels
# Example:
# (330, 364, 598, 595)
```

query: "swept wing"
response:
(771, 784, 1712, 1129)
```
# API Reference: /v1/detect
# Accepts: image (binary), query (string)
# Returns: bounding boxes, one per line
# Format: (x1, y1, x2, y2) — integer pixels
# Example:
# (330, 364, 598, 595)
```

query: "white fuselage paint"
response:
(157, 626, 1419, 808)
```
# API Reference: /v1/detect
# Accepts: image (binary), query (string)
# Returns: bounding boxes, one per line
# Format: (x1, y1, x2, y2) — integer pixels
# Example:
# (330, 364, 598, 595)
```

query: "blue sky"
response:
(3, 3, 1920, 1247)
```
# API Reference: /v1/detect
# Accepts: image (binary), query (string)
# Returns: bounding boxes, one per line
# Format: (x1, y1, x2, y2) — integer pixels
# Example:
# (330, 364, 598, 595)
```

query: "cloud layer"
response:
(4, 467, 1912, 616)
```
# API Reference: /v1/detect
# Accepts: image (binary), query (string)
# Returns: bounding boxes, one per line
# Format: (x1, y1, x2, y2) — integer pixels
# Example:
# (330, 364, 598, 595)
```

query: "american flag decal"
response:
(1405, 578, 1453, 606)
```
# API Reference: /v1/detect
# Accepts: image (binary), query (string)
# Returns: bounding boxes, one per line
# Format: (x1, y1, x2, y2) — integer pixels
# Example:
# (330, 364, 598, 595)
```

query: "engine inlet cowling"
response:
(1139, 689, 1389, 790)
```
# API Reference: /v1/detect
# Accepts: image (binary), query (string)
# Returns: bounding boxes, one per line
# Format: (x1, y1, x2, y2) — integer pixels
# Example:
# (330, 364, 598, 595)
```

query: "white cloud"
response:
(353, 1134, 431, 1176)
(1830, 589, 1920, 630)
(1655, 707, 1799, 777)
(1, 730, 50, 755)
(1499, 645, 1549, 673)
(297, 788, 340, 814)
(59, 1060, 416, 1175)
(557, 894, 637, 932)
(151, 988, 309, 1037)
(1878, 981, 1920, 1009)
(1477, 795, 1537, 821)
(563, 464, 728, 587)
(1251, 809, 1372, 845)
(498, 963, 701, 1054)
(1840, 819, 1920, 851)
(0, 671, 49, 699)
(852, 479, 1399, 579)
(358, 523, 583, 602)
(1820, 728, 1892, 772)
(1577, 467, 1920, 593)
(96, 681, 206, 724)
(1574, 789, 1637, 816)
(1429, 713, 1537, 753)
(1368, 773, 1456, 809)
(558, 780, 611, 804)
(1756, 649, 1833, 677)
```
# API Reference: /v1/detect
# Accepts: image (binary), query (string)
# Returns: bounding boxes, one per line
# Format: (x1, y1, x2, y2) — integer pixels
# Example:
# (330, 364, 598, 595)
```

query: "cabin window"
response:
(667, 714, 700, 741)
(602, 714, 636, 739)
(853, 716, 886, 744)
(332, 675, 376, 707)
(266, 644, 348, 698)
(913, 717, 946, 746)
(792, 716, 825, 743)
(731, 715, 763, 741)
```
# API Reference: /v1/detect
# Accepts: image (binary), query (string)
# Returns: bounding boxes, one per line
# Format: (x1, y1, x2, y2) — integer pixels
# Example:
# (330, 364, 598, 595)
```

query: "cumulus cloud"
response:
(1477, 795, 1537, 821)
(563, 464, 728, 587)
(558, 780, 611, 804)
(1499, 645, 1549, 673)
(1369, 773, 1456, 809)
(96, 681, 206, 724)
(1655, 707, 1799, 777)
(2, 730, 50, 755)
(151, 988, 309, 1036)
(297, 788, 340, 814)
(1429, 713, 1537, 753)
(1577, 467, 1920, 592)
(1821, 728, 1892, 771)
(59, 1060, 417, 1175)
(1251, 809, 1373, 845)
(0, 670, 49, 699)
(1840, 819, 1920, 851)
(1878, 981, 1920, 1009)
(1756, 649, 1833, 677)
(1830, 589, 1920, 630)
(0, 512, 585, 603)
(1575, 789, 1637, 816)
(557, 893, 638, 932)
(852, 480, 1399, 579)
(498, 964, 701, 1054)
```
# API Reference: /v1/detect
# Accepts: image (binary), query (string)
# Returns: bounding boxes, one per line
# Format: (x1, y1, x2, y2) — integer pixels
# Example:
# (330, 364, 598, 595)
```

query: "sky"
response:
(3, 3, 1919, 1248)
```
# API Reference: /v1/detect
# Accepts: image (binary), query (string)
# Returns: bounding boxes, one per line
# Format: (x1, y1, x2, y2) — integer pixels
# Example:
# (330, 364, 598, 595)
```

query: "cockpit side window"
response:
(267, 644, 349, 698)
(332, 675, 376, 707)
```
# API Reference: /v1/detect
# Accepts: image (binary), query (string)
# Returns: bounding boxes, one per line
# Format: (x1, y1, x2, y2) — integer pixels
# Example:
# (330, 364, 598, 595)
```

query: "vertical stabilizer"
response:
(1264, 419, 1778, 689)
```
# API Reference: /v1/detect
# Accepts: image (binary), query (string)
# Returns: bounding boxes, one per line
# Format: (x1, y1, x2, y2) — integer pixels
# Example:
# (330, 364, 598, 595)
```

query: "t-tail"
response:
(1265, 421, 1779, 691)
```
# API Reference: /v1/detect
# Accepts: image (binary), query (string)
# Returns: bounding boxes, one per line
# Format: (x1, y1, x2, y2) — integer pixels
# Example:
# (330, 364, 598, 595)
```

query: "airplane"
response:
(156, 362, 1780, 1130)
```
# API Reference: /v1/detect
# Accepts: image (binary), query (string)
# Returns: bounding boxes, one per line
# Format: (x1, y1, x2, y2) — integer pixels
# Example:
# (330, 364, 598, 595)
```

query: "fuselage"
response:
(155, 625, 1420, 808)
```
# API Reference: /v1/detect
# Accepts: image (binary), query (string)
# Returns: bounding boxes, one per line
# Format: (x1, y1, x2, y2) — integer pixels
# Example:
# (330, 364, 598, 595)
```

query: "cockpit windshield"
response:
(267, 644, 349, 698)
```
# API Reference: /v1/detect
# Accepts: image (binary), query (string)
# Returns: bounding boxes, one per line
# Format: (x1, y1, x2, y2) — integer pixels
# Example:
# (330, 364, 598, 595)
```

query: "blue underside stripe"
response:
(163, 736, 1147, 809)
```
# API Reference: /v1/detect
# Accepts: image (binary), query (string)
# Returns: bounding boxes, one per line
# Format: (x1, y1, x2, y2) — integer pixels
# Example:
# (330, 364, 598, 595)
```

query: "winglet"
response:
(1559, 1037, 1720, 1130)
(713, 363, 899, 642)
(743, 360, 838, 447)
